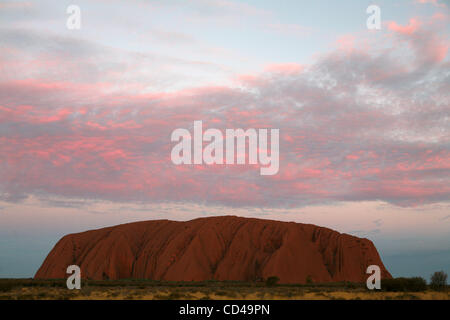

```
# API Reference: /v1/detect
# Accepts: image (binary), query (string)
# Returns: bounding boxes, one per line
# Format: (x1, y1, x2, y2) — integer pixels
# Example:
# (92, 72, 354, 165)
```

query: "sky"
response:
(0, 0, 449, 279)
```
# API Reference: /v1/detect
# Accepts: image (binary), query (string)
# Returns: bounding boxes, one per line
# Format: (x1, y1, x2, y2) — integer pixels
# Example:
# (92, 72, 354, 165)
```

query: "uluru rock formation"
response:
(35, 216, 391, 283)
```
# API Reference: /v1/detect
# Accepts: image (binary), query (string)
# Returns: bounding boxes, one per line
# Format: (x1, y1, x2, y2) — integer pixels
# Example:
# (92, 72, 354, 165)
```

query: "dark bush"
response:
(430, 271, 447, 291)
(0, 282, 14, 292)
(265, 276, 279, 287)
(381, 277, 427, 292)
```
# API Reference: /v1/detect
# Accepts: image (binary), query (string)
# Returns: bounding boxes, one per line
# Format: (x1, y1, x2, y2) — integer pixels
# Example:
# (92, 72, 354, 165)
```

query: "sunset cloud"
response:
(0, 12, 448, 209)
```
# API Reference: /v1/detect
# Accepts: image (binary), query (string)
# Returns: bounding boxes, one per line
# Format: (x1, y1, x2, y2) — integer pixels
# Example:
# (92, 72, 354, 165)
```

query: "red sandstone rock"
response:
(35, 216, 392, 283)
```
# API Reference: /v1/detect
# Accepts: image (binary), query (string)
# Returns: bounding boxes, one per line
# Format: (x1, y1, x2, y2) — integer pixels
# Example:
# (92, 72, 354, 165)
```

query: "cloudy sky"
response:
(0, 0, 449, 279)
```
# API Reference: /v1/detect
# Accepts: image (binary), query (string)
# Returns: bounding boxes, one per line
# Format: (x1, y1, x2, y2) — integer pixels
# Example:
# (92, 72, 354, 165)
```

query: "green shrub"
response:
(430, 271, 447, 291)
(381, 277, 427, 292)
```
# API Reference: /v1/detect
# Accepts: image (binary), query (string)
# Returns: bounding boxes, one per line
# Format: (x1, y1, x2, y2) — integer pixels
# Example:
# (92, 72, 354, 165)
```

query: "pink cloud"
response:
(387, 18, 421, 35)
(415, 0, 447, 7)
(264, 63, 304, 75)
(336, 35, 356, 52)
(0, 14, 449, 208)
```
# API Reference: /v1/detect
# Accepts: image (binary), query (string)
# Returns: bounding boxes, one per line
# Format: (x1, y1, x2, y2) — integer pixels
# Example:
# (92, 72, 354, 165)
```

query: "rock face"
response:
(35, 216, 391, 283)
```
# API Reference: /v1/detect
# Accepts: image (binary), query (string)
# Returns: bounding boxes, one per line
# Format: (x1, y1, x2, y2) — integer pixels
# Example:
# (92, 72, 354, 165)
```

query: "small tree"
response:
(430, 271, 447, 291)
(266, 276, 279, 287)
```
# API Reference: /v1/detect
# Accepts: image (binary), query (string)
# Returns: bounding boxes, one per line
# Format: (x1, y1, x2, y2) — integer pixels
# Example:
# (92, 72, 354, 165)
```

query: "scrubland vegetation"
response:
(0, 277, 448, 300)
